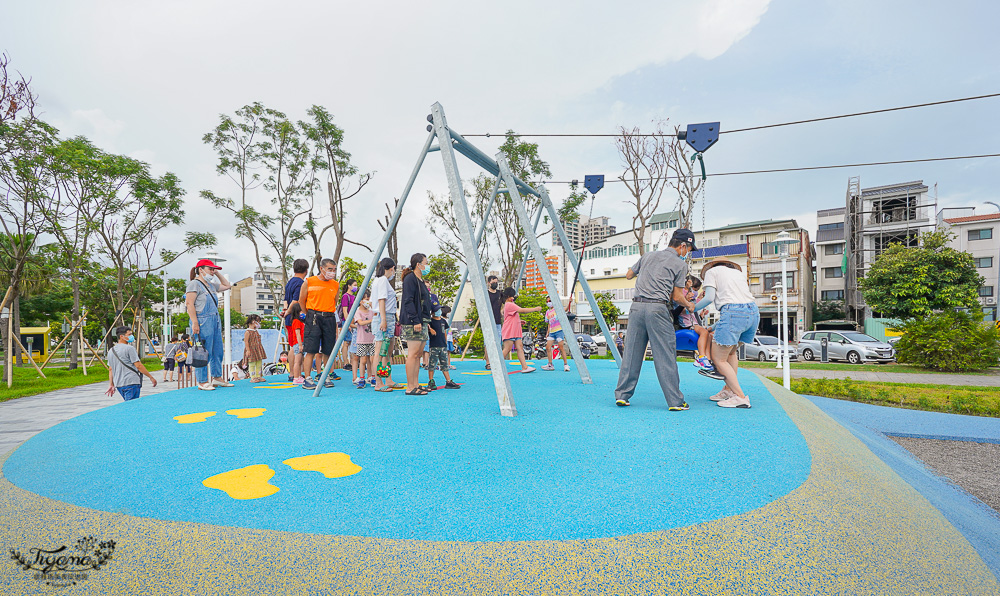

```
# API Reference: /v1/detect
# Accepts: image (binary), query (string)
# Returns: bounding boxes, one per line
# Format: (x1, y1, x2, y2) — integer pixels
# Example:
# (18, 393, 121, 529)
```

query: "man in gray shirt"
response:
(614, 229, 697, 410)
(106, 326, 158, 401)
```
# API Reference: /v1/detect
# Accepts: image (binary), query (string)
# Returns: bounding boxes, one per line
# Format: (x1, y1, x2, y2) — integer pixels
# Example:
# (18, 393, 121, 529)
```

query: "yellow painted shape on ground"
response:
(226, 408, 266, 419)
(283, 453, 362, 479)
(254, 383, 296, 389)
(462, 371, 492, 375)
(173, 411, 217, 424)
(202, 464, 279, 500)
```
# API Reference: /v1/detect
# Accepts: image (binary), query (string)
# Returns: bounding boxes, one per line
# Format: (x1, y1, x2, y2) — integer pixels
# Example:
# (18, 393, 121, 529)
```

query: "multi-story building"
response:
(239, 266, 285, 316)
(845, 179, 935, 321)
(570, 215, 813, 339)
(814, 207, 846, 303)
(229, 276, 254, 313)
(522, 253, 564, 294)
(553, 215, 617, 251)
(938, 209, 1000, 321)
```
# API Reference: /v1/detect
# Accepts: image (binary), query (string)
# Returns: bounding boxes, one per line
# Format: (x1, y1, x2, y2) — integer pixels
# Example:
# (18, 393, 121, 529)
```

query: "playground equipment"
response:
(314, 103, 622, 417)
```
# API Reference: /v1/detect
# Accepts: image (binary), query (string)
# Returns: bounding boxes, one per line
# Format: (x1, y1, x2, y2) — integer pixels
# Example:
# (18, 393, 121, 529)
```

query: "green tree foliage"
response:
(594, 291, 623, 329)
(337, 256, 365, 295)
(424, 253, 460, 306)
(813, 300, 846, 322)
(893, 310, 1000, 372)
(859, 230, 983, 319)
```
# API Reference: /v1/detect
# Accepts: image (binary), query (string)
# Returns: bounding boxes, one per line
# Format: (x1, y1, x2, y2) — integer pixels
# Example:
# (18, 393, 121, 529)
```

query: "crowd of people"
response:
(110, 232, 761, 411)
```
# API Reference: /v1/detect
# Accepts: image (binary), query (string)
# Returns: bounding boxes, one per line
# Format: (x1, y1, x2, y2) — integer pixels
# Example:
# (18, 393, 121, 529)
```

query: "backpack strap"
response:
(111, 345, 142, 383)
(197, 279, 219, 308)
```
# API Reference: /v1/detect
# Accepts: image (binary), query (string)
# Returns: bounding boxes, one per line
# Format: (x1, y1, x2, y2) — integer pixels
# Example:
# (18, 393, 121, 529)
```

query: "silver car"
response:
(743, 335, 797, 362)
(797, 331, 895, 364)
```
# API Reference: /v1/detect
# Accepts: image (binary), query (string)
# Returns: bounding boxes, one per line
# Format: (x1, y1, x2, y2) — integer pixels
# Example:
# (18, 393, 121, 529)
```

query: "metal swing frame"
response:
(314, 103, 619, 416)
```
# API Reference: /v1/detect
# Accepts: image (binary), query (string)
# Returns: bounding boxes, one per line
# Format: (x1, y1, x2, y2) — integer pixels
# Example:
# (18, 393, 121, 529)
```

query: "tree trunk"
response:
(12, 294, 23, 367)
(70, 268, 80, 369)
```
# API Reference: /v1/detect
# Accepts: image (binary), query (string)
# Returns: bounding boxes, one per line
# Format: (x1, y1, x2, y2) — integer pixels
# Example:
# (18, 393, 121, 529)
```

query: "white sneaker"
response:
(521, 366, 536, 373)
(197, 383, 216, 391)
(211, 379, 235, 387)
(541, 364, 555, 371)
(710, 388, 736, 402)
(563, 364, 571, 372)
(717, 395, 751, 408)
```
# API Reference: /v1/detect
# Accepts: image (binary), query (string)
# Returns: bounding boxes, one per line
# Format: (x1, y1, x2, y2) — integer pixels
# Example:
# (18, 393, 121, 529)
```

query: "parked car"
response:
(743, 335, 797, 362)
(591, 333, 607, 347)
(797, 331, 895, 364)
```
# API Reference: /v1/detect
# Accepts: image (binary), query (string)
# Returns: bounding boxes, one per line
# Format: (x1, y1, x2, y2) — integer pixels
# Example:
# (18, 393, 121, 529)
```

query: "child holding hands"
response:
(500, 287, 543, 374)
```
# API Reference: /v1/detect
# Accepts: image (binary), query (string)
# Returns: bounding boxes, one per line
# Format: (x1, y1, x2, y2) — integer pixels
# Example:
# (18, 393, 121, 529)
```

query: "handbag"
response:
(189, 335, 210, 368)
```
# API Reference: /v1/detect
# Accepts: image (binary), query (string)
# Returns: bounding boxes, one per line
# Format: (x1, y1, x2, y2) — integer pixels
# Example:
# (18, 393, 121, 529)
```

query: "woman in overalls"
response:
(185, 258, 234, 391)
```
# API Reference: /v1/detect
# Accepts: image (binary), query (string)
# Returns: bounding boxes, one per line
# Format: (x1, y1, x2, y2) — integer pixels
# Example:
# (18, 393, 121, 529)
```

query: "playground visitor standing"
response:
(185, 258, 233, 392)
(243, 314, 267, 382)
(106, 326, 157, 401)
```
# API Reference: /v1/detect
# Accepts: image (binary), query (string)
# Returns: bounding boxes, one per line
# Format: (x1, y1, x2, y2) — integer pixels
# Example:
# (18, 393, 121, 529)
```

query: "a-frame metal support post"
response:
(498, 156, 592, 384)
(447, 175, 501, 329)
(433, 104, 517, 416)
(539, 186, 622, 367)
(314, 127, 438, 396)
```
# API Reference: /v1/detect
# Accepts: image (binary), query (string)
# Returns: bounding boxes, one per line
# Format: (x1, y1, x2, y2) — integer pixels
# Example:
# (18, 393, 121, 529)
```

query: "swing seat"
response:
(676, 328, 700, 353)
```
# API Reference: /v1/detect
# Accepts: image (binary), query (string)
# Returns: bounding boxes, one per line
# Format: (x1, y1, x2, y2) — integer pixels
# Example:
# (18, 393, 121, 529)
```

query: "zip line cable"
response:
(541, 153, 1000, 184)
(464, 92, 1000, 138)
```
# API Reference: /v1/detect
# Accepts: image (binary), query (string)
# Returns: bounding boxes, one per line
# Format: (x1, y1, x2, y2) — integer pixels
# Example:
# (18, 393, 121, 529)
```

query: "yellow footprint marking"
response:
(226, 408, 266, 418)
(174, 411, 217, 424)
(283, 453, 362, 479)
(462, 371, 492, 375)
(254, 383, 295, 389)
(203, 464, 279, 500)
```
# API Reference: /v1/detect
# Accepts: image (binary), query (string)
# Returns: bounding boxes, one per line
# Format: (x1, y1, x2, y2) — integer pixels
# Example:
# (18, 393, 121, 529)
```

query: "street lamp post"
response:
(775, 231, 798, 390)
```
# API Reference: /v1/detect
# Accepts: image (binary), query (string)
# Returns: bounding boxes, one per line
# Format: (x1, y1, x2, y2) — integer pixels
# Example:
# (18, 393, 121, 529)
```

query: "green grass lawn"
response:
(742, 360, 997, 375)
(0, 357, 164, 403)
(766, 375, 1000, 418)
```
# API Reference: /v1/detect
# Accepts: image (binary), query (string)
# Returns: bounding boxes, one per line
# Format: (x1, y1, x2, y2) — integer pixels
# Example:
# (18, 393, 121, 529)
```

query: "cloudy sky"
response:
(4, 0, 999, 279)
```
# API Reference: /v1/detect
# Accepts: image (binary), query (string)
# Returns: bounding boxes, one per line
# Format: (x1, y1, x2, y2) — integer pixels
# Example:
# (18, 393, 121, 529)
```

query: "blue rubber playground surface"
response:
(4, 360, 809, 541)
(2, 360, 998, 594)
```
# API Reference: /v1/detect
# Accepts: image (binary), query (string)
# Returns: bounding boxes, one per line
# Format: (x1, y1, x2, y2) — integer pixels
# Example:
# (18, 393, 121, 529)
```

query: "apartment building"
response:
(239, 266, 285, 316)
(938, 209, 1000, 321)
(522, 253, 565, 294)
(553, 215, 617, 251)
(814, 207, 846, 302)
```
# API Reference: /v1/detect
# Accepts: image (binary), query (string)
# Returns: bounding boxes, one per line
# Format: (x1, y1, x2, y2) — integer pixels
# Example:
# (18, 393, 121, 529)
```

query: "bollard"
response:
(820, 337, 829, 363)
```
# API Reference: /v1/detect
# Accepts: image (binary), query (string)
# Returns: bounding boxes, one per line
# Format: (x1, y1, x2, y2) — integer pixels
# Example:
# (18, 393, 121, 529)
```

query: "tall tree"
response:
(616, 121, 671, 256)
(203, 103, 313, 313)
(425, 177, 492, 270)
(0, 52, 36, 127)
(859, 230, 983, 319)
(424, 253, 461, 305)
(301, 105, 373, 269)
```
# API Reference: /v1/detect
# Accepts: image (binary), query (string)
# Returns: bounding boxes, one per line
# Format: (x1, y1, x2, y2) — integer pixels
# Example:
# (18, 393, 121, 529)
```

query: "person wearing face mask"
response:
(340, 279, 359, 381)
(484, 274, 502, 370)
(105, 326, 158, 401)
(186, 258, 233, 391)
(299, 258, 341, 390)
(613, 228, 697, 411)
(353, 292, 376, 388)
(400, 253, 433, 395)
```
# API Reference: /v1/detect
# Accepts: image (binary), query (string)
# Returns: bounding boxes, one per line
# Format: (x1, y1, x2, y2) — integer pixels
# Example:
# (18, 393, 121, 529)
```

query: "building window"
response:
(761, 242, 781, 255)
(824, 244, 844, 255)
(968, 228, 994, 241)
(818, 222, 845, 232)
(258, 294, 266, 300)
(669, 220, 678, 228)
(980, 286, 994, 297)
(975, 257, 994, 268)
(821, 290, 845, 301)
(823, 267, 843, 279)
(763, 271, 795, 291)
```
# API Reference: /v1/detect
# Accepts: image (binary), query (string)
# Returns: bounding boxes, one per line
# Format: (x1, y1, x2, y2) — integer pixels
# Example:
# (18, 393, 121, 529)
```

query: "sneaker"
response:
(693, 356, 714, 370)
(710, 387, 736, 401)
(426, 380, 437, 391)
(563, 364, 571, 372)
(356, 379, 365, 389)
(615, 398, 630, 407)
(211, 379, 235, 387)
(444, 381, 461, 389)
(302, 378, 317, 390)
(541, 364, 555, 371)
(292, 376, 305, 385)
(197, 383, 216, 391)
(324, 378, 335, 388)
(717, 395, 751, 408)
(287, 375, 294, 382)
(668, 402, 690, 411)
(698, 368, 726, 381)
(521, 366, 536, 373)
(343, 364, 353, 371)
(485, 363, 491, 370)
(368, 376, 376, 385)
(331, 373, 341, 381)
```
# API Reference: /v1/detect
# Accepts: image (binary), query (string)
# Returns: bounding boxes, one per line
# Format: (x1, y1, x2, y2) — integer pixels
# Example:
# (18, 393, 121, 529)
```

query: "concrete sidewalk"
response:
(0, 378, 180, 456)
(753, 366, 1000, 387)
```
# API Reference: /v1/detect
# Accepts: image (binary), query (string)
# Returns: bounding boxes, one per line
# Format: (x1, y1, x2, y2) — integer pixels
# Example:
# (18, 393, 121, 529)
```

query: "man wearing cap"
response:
(299, 258, 341, 390)
(614, 228, 697, 410)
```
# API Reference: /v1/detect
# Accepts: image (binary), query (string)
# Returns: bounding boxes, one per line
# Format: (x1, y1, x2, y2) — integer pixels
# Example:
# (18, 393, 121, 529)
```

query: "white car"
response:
(743, 335, 797, 362)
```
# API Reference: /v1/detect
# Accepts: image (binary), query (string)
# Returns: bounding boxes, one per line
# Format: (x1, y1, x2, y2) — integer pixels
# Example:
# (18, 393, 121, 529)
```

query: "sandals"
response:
(374, 386, 393, 392)
(404, 388, 429, 396)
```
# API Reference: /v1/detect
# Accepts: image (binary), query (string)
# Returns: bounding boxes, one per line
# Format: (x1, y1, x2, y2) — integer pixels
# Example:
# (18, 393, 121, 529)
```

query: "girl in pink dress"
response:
(500, 287, 543, 374)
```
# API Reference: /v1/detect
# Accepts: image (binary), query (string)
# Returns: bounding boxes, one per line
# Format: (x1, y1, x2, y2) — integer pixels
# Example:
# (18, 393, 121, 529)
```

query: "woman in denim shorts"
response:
(371, 257, 402, 392)
(694, 259, 760, 409)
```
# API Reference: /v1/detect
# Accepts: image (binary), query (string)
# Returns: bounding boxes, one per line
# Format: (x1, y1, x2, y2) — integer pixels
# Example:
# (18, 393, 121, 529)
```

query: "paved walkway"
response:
(0, 378, 180, 456)
(752, 366, 1000, 386)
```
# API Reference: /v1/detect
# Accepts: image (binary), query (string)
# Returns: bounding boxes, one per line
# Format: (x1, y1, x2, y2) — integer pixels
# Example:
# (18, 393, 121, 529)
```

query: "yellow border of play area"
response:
(1, 377, 997, 595)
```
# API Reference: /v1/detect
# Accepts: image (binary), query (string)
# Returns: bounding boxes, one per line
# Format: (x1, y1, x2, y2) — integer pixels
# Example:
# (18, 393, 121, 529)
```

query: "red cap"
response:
(195, 259, 222, 270)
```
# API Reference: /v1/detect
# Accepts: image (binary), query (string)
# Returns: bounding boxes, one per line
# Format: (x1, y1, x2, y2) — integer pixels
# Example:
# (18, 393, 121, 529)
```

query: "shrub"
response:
(950, 392, 983, 415)
(894, 310, 1000, 372)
